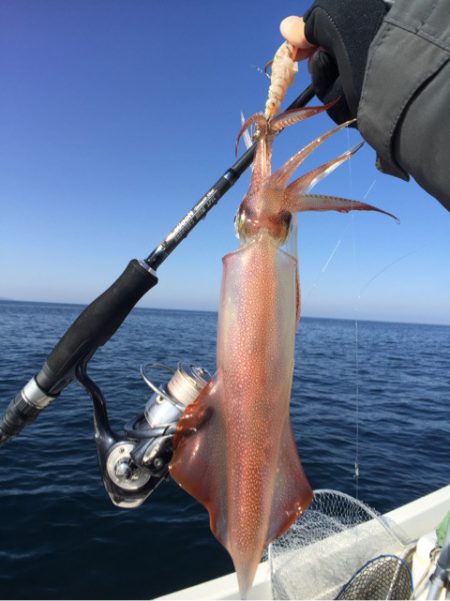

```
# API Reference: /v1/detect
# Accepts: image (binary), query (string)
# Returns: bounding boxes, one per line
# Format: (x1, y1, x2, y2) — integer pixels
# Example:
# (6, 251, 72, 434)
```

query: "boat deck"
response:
(157, 484, 450, 600)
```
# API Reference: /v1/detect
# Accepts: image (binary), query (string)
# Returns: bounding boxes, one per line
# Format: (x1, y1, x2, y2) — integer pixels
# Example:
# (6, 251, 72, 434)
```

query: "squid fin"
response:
(266, 423, 312, 544)
(170, 377, 312, 599)
(170, 378, 229, 543)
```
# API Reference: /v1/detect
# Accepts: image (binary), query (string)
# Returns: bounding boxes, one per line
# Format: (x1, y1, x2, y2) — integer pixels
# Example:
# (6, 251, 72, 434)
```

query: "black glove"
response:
(304, 0, 388, 123)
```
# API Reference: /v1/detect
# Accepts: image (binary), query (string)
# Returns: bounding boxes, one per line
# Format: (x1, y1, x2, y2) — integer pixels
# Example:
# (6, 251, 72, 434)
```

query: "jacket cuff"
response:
(357, 0, 450, 183)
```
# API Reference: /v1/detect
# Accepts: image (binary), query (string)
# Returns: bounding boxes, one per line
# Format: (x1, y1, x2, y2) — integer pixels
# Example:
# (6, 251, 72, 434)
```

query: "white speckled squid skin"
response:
(170, 229, 312, 596)
(217, 233, 313, 592)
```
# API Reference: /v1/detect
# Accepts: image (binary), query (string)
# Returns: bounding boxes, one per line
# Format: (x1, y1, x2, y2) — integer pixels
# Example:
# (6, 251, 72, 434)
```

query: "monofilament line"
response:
(347, 130, 365, 500)
(353, 311, 360, 500)
(351, 179, 377, 498)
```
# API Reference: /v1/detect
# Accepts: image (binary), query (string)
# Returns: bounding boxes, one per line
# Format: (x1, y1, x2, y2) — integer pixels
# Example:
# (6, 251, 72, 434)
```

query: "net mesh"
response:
(269, 489, 410, 600)
(335, 554, 412, 600)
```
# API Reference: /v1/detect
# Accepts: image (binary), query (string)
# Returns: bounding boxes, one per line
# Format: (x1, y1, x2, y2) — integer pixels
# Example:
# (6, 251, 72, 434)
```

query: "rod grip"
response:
(36, 259, 158, 394)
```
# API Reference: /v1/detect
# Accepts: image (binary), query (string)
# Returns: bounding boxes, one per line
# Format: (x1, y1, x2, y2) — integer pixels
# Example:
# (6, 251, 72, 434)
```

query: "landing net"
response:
(269, 489, 411, 600)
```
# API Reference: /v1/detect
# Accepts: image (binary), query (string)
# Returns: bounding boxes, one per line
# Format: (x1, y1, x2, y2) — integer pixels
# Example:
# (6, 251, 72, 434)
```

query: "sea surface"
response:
(0, 300, 448, 599)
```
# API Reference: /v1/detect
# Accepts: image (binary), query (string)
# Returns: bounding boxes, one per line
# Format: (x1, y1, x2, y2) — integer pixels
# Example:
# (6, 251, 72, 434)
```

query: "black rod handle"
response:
(36, 259, 158, 395)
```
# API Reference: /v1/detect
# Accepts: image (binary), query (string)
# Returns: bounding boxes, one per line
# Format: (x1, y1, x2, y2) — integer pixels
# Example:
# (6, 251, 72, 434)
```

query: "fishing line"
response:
(321, 238, 342, 272)
(250, 64, 271, 80)
(302, 220, 353, 299)
(350, 181, 425, 500)
(303, 134, 372, 299)
(346, 127, 354, 194)
(302, 130, 376, 499)
(362, 179, 376, 200)
(351, 215, 360, 500)
(348, 125, 363, 499)
(346, 116, 381, 499)
(357, 248, 422, 300)
(350, 245, 423, 498)
(351, 177, 378, 499)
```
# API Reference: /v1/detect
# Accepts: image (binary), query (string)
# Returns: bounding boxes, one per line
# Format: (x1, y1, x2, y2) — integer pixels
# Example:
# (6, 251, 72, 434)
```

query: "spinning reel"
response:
(77, 362, 210, 508)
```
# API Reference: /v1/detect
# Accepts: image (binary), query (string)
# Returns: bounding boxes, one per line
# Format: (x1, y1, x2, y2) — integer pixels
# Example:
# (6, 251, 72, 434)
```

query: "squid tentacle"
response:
(287, 193, 399, 220)
(285, 142, 365, 199)
(235, 113, 267, 156)
(268, 119, 356, 188)
(268, 102, 334, 132)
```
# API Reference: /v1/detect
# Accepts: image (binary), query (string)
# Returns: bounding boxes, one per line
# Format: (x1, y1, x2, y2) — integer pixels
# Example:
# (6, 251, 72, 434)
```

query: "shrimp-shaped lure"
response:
(265, 42, 298, 119)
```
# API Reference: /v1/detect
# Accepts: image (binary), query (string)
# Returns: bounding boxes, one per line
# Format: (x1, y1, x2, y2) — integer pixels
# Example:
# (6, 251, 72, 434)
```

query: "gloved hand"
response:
(281, 0, 389, 124)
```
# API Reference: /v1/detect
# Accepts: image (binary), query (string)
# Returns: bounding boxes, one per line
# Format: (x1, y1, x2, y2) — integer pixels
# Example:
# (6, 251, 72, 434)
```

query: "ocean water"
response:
(0, 300, 448, 599)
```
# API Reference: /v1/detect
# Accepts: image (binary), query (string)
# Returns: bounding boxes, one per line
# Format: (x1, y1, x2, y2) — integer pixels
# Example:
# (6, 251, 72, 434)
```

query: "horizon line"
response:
(0, 298, 448, 328)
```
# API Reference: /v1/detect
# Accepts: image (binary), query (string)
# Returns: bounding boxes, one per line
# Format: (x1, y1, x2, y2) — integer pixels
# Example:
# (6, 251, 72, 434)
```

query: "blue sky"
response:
(1, 0, 449, 325)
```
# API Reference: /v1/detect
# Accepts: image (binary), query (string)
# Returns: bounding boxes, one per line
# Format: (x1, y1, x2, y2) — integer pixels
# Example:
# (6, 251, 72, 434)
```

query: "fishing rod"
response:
(0, 84, 315, 508)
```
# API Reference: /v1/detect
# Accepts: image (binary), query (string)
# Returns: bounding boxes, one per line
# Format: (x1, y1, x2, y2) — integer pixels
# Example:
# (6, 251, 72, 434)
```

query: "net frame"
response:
(269, 489, 410, 600)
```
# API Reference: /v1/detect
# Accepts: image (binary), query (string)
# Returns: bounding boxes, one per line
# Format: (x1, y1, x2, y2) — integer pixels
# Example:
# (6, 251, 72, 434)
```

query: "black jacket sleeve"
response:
(357, 0, 450, 210)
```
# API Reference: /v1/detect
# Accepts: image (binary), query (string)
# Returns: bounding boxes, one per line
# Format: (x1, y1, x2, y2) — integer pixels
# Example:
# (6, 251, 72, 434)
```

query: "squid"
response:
(170, 45, 396, 598)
